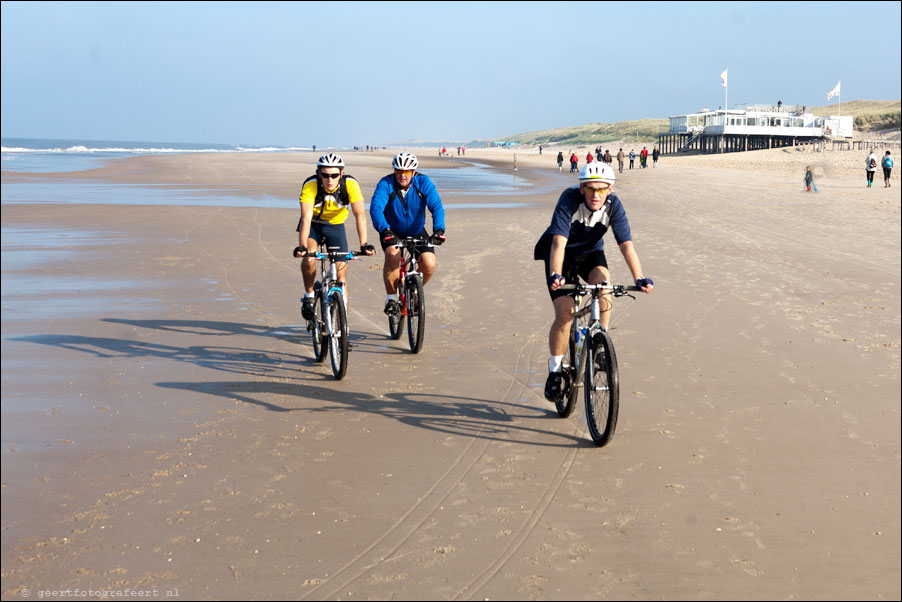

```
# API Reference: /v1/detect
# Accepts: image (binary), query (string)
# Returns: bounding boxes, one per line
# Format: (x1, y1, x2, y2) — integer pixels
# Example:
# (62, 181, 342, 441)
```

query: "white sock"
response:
(387, 293, 397, 302)
(549, 355, 564, 373)
(304, 292, 314, 299)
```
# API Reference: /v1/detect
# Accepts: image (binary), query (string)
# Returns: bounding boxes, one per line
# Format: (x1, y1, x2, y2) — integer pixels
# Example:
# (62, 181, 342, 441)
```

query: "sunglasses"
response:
(585, 185, 611, 195)
(319, 172, 341, 180)
(395, 169, 415, 176)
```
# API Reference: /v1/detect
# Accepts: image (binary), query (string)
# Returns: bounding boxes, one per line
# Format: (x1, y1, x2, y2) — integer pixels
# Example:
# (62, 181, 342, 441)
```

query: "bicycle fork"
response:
(398, 266, 408, 317)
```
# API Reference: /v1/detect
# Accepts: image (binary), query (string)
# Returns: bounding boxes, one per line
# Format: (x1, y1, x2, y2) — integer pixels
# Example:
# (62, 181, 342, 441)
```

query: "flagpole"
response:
(721, 68, 728, 111)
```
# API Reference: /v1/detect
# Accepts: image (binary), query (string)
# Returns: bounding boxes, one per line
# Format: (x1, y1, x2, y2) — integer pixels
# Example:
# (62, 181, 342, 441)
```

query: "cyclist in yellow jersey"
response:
(293, 153, 375, 320)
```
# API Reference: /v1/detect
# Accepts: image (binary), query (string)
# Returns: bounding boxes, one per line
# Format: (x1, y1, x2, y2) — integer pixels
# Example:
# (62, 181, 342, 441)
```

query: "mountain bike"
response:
(387, 236, 434, 354)
(555, 282, 640, 447)
(305, 247, 367, 380)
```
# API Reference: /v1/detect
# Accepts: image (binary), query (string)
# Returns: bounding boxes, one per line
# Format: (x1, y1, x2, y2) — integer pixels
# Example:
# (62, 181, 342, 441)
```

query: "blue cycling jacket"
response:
(370, 173, 446, 237)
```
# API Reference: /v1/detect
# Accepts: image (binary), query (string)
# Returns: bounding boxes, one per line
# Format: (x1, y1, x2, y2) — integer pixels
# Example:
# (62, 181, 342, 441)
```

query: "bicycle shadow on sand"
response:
(156, 379, 588, 448)
(102, 317, 309, 345)
(12, 319, 587, 446)
(13, 318, 395, 378)
(102, 317, 406, 356)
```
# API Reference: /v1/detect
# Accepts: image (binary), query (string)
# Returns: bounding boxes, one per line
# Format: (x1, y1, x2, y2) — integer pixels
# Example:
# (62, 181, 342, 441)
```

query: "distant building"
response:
(659, 103, 853, 154)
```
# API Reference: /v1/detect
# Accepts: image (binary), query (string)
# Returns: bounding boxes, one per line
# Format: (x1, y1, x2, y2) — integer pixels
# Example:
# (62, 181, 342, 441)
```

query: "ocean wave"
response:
(2, 145, 311, 154)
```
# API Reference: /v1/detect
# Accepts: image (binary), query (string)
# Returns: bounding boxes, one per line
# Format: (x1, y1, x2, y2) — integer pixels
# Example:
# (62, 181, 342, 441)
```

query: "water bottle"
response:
(575, 327, 587, 357)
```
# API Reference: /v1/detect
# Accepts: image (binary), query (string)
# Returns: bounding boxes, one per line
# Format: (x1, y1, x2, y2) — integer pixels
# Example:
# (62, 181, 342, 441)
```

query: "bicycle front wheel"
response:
(311, 291, 328, 363)
(328, 292, 349, 380)
(584, 329, 619, 446)
(406, 276, 425, 354)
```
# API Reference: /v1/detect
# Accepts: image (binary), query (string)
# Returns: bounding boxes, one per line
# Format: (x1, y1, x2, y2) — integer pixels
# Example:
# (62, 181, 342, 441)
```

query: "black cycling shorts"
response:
(543, 249, 609, 301)
(307, 221, 349, 254)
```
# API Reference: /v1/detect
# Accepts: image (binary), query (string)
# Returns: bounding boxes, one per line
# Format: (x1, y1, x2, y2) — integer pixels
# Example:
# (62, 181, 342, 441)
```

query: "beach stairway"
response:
(680, 129, 704, 152)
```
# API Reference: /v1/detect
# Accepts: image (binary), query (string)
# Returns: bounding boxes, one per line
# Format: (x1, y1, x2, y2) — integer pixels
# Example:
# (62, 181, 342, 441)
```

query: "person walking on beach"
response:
(640, 146, 648, 168)
(882, 151, 893, 187)
(866, 150, 879, 188)
(534, 162, 653, 403)
(616, 148, 625, 173)
(629, 149, 636, 170)
(370, 152, 446, 316)
(557, 151, 564, 172)
(570, 152, 579, 173)
(586, 151, 594, 164)
(294, 153, 376, 321)
(603, 149, 613, 165)
(804, 166, 817, 192)
(652, 146, 660, 167)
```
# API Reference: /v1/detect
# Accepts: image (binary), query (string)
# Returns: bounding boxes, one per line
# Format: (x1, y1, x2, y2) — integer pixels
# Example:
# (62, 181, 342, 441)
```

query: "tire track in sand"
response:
(297, 320, 552, 600)
(244, 207, 586, 599)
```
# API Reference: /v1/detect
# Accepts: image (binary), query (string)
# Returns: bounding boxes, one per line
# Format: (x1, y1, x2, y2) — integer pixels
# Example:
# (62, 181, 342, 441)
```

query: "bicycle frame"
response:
(555, 282, 638, 424)
(568, 288, 604, 386)
(392, 238, 431, 316)
(567, 283, 635, 367)
(303, 246, 366, 379)
(312, 249, 356, 332)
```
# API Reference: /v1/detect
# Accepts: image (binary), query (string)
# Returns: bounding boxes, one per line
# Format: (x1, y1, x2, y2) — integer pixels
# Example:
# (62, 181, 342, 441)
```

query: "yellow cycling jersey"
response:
(299, 174, 364, 225)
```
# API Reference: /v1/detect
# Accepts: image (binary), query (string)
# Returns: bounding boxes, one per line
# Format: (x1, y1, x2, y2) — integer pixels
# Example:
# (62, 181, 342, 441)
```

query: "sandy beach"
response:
(2, 148, 900, 600)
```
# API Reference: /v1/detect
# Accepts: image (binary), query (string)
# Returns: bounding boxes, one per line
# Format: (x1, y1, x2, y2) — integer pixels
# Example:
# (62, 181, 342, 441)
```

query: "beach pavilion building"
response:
(659, 104, 853, 154)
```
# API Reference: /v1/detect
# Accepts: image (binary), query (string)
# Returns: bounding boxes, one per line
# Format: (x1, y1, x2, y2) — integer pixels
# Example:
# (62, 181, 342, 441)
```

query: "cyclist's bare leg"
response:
(301, 239, 319, 294)
(382, 247, 401, 295)
(418, 251, 437, 285)
(549, 296, 575, 356)
(587, 265, 612, 329)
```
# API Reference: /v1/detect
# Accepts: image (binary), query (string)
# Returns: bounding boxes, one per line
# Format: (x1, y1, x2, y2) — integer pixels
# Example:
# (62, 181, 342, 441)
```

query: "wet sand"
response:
(2, 150, 900, 600)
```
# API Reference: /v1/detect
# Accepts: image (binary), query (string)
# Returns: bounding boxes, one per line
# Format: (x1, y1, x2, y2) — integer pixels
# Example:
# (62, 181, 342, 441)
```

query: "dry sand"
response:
(2, 148, 900, 600)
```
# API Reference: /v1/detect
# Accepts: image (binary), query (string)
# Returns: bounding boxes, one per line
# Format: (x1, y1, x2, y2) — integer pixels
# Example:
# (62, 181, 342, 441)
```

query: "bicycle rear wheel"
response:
(328, 292, 349, 380)
(584, 329, 619, 446)
(311, 290, 328, 363)
(406, 275, 425, 353)
(388, 294, 404, 340)
(555, 333, 579, 418)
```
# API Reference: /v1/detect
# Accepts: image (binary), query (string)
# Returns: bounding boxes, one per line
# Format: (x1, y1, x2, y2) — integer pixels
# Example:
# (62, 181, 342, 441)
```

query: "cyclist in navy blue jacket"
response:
(534, 162, 653, 403)
(370, 152, 447, 315)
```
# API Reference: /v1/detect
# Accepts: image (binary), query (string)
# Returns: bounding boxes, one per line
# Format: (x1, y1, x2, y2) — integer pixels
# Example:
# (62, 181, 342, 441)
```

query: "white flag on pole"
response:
(720, 68, 728, 87)
(827, 80, 841, 99)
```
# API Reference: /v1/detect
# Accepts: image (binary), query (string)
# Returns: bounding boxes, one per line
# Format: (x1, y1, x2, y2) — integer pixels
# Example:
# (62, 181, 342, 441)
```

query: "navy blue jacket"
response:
(534, 186, 632, 260)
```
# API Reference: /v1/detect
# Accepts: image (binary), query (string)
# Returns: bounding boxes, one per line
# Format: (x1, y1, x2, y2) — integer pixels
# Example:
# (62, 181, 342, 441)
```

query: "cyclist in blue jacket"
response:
(370, 152, 446, 315)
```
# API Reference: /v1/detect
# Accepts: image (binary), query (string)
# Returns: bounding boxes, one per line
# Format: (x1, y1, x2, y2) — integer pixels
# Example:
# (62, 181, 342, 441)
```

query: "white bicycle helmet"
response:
(578, 162, 616, 184)
(392, 152, 418, 170)
(316, 152, 345, 168)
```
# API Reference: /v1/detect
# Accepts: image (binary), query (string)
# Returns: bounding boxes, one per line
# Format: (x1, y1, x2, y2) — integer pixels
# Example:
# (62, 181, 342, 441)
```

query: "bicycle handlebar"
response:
(558, 283, 640, 296)
(391, 237, 435, 250)
(298, 249, 369, 260)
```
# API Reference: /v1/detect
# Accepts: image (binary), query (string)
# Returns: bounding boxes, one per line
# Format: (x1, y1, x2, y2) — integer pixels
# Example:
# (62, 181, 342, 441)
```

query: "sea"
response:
(1, 137, 535, 208)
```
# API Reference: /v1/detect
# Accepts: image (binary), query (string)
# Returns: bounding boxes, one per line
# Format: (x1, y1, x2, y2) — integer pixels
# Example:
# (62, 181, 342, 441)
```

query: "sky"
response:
(2, 1, 900, 147)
